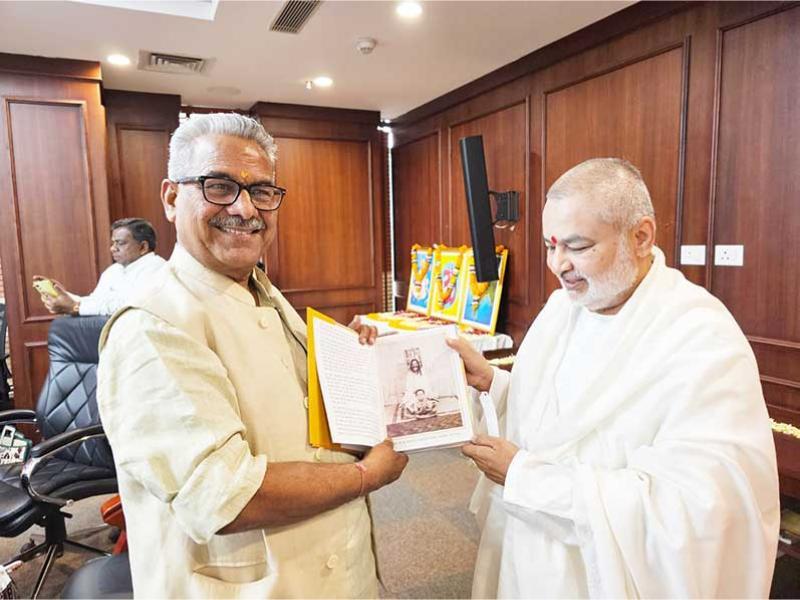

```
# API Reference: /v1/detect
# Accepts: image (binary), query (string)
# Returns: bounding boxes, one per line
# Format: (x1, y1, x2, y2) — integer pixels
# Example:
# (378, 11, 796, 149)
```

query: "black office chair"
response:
(61, 551, 132, 599)
(0, 303, 12, 411)
(0, 316, 117, 598)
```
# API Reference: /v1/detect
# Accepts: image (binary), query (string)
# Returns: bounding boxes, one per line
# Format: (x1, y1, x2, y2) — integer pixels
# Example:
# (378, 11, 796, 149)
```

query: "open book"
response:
(307, 309, 473, 452)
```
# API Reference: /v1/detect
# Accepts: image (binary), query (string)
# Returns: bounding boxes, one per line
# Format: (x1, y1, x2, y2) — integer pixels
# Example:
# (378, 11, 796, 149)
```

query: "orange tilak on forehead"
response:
(239, 170, 251, 183)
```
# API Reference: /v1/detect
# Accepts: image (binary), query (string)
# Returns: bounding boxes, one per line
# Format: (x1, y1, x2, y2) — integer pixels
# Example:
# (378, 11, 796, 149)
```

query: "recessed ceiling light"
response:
(313, 76, 333, 88)
(396, 2, 422, 18)
(107, 54, 131, 66)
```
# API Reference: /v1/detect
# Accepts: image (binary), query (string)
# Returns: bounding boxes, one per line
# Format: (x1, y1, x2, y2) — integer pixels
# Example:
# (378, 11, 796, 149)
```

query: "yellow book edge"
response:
(306, 307, 344, 450)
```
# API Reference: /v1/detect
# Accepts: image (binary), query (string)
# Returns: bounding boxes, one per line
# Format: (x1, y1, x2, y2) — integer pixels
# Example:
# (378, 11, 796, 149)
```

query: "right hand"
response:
(33, 276, 77, 315)
(447, 336, 494, 392)
(360, 439, 408, 492)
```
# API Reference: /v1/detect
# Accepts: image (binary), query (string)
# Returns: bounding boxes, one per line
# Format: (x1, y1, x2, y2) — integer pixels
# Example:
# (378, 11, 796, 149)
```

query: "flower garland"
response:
(771, 418, 800, 440)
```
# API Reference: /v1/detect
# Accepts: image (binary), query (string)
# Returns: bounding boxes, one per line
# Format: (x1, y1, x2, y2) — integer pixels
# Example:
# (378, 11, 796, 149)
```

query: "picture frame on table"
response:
(458, 246, 508, 335)
(429, 245, 468, 323)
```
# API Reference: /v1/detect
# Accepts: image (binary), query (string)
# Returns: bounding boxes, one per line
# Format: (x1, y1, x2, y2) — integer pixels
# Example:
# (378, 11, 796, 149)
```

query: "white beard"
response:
(568, 238, 639, 311)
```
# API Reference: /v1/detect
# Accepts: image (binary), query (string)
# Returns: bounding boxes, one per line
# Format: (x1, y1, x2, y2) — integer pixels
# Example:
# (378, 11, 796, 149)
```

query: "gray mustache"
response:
(209, 215, 265, 231)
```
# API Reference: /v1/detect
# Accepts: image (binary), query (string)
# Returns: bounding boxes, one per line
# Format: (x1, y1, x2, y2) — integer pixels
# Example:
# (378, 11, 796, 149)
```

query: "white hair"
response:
(167, 113, 277, 180)
(546, 158, 655, 229)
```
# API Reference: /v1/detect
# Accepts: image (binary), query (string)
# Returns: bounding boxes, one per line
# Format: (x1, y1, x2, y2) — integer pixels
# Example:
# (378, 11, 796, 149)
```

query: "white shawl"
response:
(472, 247, 779, 598)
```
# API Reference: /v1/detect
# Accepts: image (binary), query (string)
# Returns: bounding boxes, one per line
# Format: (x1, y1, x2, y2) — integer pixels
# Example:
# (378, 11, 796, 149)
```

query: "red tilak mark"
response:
(550, 236, 558, 245)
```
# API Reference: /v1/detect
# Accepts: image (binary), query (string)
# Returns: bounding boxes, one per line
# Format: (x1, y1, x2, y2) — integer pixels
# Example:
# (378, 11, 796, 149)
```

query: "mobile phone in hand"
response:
(32, 278, 59, 298)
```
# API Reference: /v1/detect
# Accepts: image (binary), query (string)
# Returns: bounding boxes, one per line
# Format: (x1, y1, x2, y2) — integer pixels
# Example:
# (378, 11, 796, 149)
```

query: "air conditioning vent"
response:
(138, 51, 209, 75)
(269, 0, 322, 34)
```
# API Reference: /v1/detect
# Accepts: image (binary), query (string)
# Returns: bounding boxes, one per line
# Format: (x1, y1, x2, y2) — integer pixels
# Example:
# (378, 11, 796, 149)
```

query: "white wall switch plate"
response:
(714, 245, 744, 266)
(680, 245, 706, 265)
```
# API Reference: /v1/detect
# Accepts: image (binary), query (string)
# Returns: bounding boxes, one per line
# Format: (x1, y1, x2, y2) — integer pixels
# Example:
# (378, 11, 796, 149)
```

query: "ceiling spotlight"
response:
(305, 80, 313, 90)
(313, 76, 333, 88)
(396, 2, 422, 18)
(107, 54, 131, 66)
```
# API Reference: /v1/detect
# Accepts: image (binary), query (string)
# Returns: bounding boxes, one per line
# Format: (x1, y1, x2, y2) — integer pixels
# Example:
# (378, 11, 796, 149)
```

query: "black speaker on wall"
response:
(459, 135, 499, 282)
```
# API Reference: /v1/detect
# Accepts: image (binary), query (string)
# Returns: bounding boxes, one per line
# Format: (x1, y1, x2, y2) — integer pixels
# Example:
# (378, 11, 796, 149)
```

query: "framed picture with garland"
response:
(429, 245, 468, 322)
(406, 244, 436, 315)
(458, 246, 508, 335)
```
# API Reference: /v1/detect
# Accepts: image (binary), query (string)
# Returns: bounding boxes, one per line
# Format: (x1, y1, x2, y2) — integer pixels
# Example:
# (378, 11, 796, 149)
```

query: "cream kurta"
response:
(97, 245, 377, 598)
(471, 247, 779, 598)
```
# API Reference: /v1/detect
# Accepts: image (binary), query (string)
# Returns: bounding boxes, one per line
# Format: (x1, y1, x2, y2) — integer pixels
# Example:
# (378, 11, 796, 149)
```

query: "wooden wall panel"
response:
(711, 6, 800, 340)
(392, 132, 440, 306)
(105, 89, 180, 259)
(23, 341, 48, 408)
(7, 100, 100, 318)
(542, 46, 685, 298)
(252, 102, 385, 323)
(710, 5, 800, 426)
(115, 129, 173, 254)
(0, 54, 109, 410)
(274, 138, 373, 292)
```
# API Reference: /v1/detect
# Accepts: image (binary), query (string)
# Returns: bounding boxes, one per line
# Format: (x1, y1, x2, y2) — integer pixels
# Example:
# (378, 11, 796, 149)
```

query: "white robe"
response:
(471, 247, 779, 599)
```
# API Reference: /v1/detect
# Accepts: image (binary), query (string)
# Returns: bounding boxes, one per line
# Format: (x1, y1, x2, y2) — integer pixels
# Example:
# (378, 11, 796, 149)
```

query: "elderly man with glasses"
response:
(97, 113, 408, 598)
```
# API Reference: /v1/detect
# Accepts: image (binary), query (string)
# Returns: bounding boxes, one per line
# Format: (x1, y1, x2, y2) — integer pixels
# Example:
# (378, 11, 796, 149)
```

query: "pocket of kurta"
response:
(191, 530, 269, 583)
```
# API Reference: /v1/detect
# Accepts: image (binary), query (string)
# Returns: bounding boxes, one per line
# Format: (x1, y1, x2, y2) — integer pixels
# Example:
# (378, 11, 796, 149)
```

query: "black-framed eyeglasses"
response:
(174, 175, 287, 211)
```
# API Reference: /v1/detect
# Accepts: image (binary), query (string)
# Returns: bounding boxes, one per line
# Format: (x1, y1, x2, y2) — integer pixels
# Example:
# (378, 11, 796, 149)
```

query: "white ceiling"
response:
(0, 0, 634, 119)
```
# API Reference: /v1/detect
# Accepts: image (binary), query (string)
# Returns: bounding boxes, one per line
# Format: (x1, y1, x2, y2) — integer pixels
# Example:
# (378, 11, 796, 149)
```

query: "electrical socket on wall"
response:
(714, 245, 744, 266)
(680, 245, 706, 265)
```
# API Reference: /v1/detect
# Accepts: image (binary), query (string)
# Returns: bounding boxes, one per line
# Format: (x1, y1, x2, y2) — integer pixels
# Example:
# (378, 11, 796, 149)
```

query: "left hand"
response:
(348, 316, 378, 345)
(461, 434, 520, 485)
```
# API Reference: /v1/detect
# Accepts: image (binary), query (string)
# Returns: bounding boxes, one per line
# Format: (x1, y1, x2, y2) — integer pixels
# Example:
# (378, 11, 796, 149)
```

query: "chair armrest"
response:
(21, 424, 107, 508)
(29, 424, 104, 459)
(0, 409, 36, 426)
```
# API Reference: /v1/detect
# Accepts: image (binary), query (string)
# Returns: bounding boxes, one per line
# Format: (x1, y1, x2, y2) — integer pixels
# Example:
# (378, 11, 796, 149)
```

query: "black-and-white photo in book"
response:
(311, 316, 473, 452)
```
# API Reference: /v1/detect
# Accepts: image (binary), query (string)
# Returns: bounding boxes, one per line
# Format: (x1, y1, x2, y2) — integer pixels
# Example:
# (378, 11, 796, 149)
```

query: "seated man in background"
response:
(448, 158, 779, 598)
(35, 217, 165, 316)
(97, 113, 408, 598)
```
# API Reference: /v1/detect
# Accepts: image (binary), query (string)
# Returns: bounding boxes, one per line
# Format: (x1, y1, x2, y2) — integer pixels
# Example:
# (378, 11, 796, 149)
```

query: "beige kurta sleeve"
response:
(97, 309, 267, 544)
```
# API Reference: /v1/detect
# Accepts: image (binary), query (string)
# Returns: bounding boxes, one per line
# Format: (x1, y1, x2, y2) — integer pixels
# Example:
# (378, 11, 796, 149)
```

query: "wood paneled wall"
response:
(391, 2, 800, 492)
(105, 89, 180, 259)
(0, 53, 110, 411)
(251, 102, 387, 324)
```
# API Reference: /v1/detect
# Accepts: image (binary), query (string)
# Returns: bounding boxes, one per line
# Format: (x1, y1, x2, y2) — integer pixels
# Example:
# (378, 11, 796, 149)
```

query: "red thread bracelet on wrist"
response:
(354, 462, 367, 497)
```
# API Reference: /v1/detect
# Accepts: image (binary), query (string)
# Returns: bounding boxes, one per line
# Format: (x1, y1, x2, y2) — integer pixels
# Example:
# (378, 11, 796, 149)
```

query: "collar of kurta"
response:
(121, 251, 160, 274)
(168, 243, 275, 308)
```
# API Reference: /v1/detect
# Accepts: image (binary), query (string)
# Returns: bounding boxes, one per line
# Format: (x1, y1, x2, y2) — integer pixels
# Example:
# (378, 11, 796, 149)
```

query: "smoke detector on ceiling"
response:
(356, 37, 377, 55)
(138, 51, 213, 75)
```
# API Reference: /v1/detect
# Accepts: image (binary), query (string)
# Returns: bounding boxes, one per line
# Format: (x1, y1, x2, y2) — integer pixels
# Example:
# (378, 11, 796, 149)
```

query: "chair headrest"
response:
(48, 316, 110, 364)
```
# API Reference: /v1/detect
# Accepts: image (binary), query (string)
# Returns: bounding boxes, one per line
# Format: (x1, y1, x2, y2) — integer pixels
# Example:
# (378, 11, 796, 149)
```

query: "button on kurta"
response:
(258, 316, 270, 329)
(326, 554, 339, 569)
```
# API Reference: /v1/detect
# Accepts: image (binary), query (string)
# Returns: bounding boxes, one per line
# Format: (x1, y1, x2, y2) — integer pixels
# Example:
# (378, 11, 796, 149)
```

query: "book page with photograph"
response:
(312, 318, 386, 448)
(375, 325, 473, 452)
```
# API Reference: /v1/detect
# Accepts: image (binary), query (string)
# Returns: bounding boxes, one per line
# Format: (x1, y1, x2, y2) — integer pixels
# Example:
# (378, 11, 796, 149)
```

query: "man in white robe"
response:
(448, 158, 779, 598)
